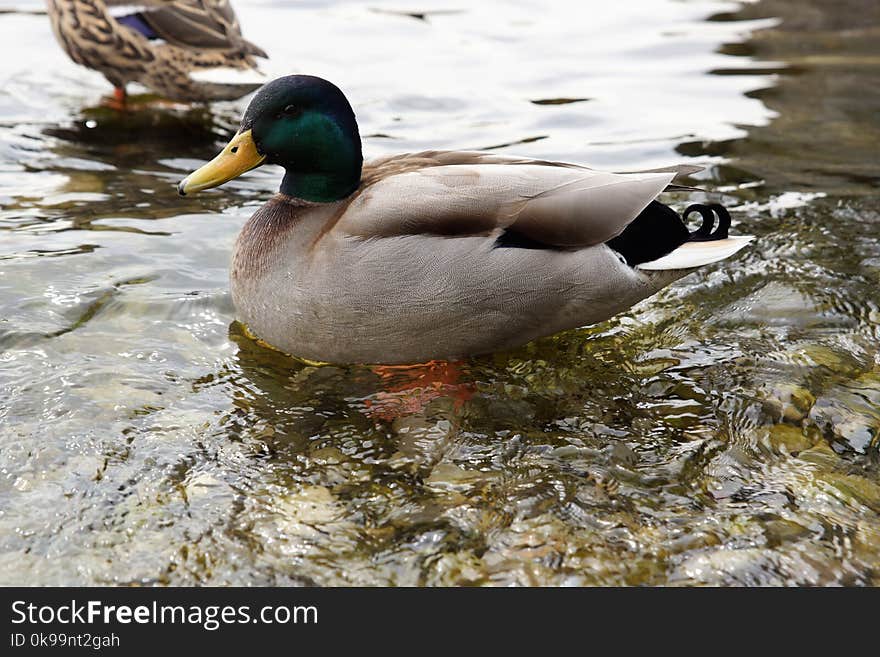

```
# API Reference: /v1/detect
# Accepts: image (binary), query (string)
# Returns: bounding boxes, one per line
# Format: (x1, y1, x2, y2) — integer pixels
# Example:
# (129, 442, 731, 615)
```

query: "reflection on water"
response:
(0, 0, 878, 585)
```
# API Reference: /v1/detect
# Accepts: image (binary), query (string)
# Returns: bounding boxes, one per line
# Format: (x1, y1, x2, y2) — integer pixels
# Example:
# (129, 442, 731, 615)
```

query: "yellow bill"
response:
(178, 129, 265, 196)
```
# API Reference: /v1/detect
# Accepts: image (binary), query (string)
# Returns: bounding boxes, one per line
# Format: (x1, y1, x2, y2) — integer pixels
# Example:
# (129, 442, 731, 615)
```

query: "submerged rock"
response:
(765, 423, 817, 454)
(818, 473, 880, 514)
(425, 463, 498, 493)
(810, 372, 880, 453)
(763, 519, 812, 548)
(761, 383, 816, 423)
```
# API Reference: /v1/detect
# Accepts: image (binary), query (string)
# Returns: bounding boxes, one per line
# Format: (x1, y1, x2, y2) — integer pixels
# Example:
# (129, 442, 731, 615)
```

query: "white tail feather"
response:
(636, 236, 753, 271)
(189, 68, 267, 85)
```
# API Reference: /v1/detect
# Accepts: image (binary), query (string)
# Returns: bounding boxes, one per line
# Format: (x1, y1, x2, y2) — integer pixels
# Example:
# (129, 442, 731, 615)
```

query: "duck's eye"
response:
(278, 104, 301, 119)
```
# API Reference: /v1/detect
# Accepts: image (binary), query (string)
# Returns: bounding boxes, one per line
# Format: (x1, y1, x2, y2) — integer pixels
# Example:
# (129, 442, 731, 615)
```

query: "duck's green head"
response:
(179, 75, 363, 202)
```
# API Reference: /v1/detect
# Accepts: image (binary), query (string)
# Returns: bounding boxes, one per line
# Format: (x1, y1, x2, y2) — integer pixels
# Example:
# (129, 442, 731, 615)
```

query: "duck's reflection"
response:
(44, 97, 233, 149)
(3, 100, 247, 232)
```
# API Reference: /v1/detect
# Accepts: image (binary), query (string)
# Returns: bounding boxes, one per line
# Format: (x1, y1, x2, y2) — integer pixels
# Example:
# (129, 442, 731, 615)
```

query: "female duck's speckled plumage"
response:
(180, 75, 753, 365)
(46, 0, 266, 102)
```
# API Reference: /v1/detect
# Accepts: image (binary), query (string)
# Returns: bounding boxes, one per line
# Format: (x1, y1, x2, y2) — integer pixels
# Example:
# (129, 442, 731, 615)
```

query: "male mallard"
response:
(179, 75, 752, 365)
(46, 0, 266, 104)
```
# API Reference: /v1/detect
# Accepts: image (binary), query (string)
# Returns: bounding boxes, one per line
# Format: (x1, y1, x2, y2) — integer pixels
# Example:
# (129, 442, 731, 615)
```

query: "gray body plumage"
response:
(229, 153, 704, 364)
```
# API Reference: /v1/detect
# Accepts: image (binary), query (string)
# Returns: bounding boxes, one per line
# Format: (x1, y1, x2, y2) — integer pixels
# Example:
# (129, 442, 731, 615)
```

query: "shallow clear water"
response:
(1, 0, 878, 585)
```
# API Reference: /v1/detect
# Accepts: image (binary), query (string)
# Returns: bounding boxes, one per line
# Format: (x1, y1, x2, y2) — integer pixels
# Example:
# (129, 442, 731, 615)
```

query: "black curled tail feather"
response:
(683, 203, 730, 241)
(605, 201, 688, 267)
(607, 201, 733, 267)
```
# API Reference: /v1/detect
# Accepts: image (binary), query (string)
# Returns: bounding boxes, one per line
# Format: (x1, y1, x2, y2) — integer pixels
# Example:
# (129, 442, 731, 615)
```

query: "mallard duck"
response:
(46, 0, 266, 104)
(178, 75, 752, 365)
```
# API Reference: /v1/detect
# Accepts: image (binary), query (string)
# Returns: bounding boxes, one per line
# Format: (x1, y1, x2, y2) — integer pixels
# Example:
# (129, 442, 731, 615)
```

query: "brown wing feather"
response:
(358, 150, 583, 188)
(139, 0, 267, 57)
(344, 151, 675, 247)
(361, 151, 704, 191)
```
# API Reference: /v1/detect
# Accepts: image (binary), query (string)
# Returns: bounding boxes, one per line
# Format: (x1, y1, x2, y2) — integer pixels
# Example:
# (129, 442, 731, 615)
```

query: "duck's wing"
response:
(620, 164, 705, 191)
(360, 151, 703, 187)
(342, 151, 676, 247)
(110, 0, 266, 58)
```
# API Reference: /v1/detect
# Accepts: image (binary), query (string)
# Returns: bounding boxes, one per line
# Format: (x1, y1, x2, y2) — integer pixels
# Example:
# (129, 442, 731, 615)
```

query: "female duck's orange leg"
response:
(101, 86, 127, 111)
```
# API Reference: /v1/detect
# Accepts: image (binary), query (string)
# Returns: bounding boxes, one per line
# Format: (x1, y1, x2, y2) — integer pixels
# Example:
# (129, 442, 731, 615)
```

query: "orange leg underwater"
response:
(363, 360, 475, 421)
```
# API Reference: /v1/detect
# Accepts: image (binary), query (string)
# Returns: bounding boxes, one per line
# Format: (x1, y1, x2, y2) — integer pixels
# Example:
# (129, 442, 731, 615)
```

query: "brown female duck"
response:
(46, 0, 267, 104)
